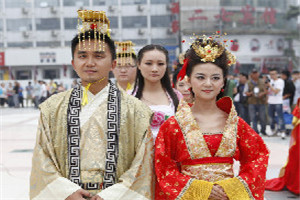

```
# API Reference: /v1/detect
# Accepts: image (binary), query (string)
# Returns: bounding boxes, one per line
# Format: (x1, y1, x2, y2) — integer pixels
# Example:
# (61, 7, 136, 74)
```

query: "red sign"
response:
(214, 8, 234, 22)
(0, 52, 4, 66)
(240, 5, 255, 25)
(262, 7, 276, 25)
(170, 2, 179, 14)
(172, 20, 179, 33)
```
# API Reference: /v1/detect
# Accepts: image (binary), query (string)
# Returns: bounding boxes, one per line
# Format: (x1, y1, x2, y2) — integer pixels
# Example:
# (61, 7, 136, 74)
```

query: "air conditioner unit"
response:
(108, 5, 116, 12)
(138, 29, 145, 35)
(51, 30, 59, 37)
(23, 31, 30, 38)
(22, 7, 29, 14)
(137, 5, 145, 12)
(50, 6, 57, 14)
(167, 28, 173, 35)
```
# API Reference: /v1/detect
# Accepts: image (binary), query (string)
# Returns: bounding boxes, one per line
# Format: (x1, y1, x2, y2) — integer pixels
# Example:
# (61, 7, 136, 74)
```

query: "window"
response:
(122, 0, 146, 5)
(151, 0, 171, 4)
(125, 39, 147, 46)
(63, 0, 89, 6)
(6, 0, 31, 8)
(36, 18, 60, 30)
(8, 42, 32, 48)
(35, 0, 59, 7)
(151, 15, 172, 27)
(7, 19, 32, 31)
(64, 18, 78, 30)
(110, 17, 118, 28)
(37, 41, 61, 48)
(16, 70, 32, 80)
(152, 38, 178, 46)
(122, 16, 147, 28)
(0, 20, 2, 31)
(43, 69, 60, 79)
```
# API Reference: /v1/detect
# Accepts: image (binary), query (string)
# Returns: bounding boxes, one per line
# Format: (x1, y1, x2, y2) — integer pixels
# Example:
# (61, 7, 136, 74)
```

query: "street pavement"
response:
(1, 107, 299, 200)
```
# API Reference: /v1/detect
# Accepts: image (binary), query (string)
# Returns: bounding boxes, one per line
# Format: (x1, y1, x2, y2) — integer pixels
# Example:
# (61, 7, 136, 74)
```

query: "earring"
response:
(221, 88, 224, 92)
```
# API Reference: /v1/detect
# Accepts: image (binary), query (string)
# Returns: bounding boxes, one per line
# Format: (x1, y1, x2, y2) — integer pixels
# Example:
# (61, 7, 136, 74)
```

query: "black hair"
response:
(240, 72, 248, 79)
(185, 39, 229, 100)
(269, 67, 277, 72)
(132, 44, 179, 111)
(281, 70, 290, 78)
(71, 31, 116, 60)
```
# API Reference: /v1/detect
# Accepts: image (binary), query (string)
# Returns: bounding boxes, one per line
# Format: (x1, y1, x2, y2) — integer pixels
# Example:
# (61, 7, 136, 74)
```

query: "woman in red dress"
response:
(265, 98, 300, 195)
(155, 36, 269, 200)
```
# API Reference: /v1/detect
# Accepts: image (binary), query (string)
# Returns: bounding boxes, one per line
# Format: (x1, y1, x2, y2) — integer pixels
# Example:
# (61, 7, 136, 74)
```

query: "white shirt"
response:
(268, 78, 284, 104)
(293, 79, 300, 105)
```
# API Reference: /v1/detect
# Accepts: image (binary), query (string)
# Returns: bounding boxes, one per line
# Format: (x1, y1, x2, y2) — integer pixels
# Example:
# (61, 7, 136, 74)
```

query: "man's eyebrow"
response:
(94, 51, 105, 54)
(77, 51, 86, 54)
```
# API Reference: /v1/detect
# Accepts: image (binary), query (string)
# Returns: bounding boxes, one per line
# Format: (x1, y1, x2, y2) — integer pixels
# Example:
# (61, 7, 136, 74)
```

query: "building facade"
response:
(180, 0, 299, 74)
(0, 0, 179, 85)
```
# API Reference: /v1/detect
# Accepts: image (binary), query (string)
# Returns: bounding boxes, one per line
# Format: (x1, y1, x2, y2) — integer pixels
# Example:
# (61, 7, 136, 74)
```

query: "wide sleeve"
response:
(215, 118, 269, 200)
(97, 127, 155, 200)
(30, 112, 81, 200)
(155, 118, 213, 200)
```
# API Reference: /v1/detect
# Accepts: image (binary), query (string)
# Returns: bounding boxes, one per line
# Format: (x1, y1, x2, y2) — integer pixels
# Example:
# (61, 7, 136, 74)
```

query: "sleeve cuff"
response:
(181, 179, 213, 200)
(215, 177, 253, 200)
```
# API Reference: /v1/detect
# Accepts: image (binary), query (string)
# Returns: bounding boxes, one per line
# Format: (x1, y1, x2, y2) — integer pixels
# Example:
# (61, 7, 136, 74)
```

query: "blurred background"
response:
(0, 0, 299, 87)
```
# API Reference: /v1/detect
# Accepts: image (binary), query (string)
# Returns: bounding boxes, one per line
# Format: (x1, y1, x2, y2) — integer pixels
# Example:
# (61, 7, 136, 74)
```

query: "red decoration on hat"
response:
(230, 40, 234, 42)
(90, 23, 97, 29)
(182, 40, 186, 43)
(177, 58, 189, 81)
(207, 50, 211, 53)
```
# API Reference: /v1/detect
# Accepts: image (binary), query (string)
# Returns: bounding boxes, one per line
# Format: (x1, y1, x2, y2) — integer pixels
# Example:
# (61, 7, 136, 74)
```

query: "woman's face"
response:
(138, 50, 167, 83)
(188, 63, 224, 101)
(176, 77, 193, 102)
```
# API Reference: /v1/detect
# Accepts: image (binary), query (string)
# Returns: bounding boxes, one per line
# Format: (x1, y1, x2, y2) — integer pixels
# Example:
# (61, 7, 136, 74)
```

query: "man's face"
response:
(112, 58, 137, 83)
(269, 70, 278, 80)
(72, 40, 116, 85)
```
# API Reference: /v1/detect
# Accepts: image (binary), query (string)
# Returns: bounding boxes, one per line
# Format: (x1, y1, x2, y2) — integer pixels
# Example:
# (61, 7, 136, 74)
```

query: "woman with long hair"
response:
(132, 44, 182, 138)
(155, 36, 269, 200)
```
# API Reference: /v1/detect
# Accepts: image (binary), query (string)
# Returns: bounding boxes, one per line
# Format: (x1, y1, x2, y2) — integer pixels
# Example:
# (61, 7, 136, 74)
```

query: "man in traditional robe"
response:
(112, 41, 137, 91)
(30, 14, 154, 200)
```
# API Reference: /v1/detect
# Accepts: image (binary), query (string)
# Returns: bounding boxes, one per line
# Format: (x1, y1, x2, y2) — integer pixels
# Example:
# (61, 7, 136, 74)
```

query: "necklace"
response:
(141, 96, 160, 105)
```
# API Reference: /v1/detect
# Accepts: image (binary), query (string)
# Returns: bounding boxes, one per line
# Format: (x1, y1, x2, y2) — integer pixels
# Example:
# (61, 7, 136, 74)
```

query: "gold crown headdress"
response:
(190, 33, 236, 66)
(115, 41, 136, 66)
(77, 10, 111, 51)
(177, 32, 237, 81)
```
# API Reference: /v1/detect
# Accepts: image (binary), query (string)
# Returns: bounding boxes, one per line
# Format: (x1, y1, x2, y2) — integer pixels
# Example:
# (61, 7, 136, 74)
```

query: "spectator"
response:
(6, 82, 14, 107)
(267, 68, 286, 139)
(33, 80, 41, 108)
(18, 83, 24, 108)
(39, 81, 47, 104)
(13, 81, 20, 108)
(292, 70, 300, 110)
(224, 74, 237, 99)
(0, 83, 7, 107)
(25, 81, 34, 107)
(281, 70, 295, 111)
(234, 73, 250, 124)
(245, 68, 268, 135)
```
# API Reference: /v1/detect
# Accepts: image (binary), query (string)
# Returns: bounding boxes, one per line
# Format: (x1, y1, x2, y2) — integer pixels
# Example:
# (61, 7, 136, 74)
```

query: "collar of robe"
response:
(67, 80, 121, 190)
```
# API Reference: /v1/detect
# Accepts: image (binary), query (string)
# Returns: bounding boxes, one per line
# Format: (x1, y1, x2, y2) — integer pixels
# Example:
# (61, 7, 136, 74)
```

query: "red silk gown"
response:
(155, 97, 269, 200)
(265, 98, 300, 195)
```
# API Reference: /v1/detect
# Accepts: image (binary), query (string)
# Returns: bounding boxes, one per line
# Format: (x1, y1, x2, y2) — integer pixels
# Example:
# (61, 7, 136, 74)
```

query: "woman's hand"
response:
(209, 184, 228, 200)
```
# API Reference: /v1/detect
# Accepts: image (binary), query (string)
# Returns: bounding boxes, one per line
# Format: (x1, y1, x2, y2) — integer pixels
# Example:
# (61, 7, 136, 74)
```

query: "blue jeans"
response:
(234, 102, 250, 124)
(248, 104, 266, 134)
(268, 104, 285, 131)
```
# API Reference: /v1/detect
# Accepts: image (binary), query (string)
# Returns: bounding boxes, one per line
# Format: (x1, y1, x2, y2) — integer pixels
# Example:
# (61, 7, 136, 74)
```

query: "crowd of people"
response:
(231, 69, 300, 139)
(0, 80, 75, 108)
(6, 9, 297, 200)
